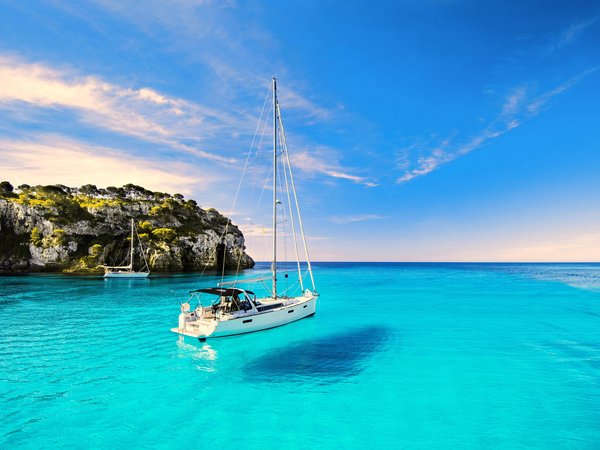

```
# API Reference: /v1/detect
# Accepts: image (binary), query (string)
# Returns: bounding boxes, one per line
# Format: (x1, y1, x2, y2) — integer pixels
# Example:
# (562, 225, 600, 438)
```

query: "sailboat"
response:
(172, 78, 318, 340)
(103, 218, 150, 278)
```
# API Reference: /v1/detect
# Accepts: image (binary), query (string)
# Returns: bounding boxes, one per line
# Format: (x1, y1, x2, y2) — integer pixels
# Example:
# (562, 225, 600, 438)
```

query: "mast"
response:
(272, 77, 278, 298)
(130, 218, 134, 270)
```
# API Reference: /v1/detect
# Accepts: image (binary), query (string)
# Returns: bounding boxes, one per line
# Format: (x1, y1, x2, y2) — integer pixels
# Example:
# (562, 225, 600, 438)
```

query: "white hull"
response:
(172, 295, 317, 340)
(104, 272, 149, 278)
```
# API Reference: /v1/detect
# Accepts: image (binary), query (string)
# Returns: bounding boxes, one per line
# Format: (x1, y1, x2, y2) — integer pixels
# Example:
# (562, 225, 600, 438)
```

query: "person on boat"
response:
(239, 294, 252, 312)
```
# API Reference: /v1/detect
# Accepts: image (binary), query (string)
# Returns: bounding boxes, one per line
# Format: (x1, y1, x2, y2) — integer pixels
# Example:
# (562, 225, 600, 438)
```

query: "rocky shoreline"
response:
(0, 182, 254, 274)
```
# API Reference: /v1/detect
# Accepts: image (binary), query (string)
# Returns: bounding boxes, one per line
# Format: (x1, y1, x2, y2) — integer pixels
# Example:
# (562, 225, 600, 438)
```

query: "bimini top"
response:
(189, 287, 255, 296)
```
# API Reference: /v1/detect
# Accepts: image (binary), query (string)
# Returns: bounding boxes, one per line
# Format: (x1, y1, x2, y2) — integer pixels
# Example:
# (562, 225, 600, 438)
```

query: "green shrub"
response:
(148, 205, 162, 216)
(30, 227, 42, 246)
(52, 229, 66, 246)
(152, 227, 176, 242)
(138, 221, 153, 232)
(0, 181, 15, 198)
(89, 244, 103, 257)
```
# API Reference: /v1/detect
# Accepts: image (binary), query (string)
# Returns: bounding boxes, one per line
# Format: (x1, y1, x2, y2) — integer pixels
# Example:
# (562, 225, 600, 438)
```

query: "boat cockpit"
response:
(183, 287, 259, 319)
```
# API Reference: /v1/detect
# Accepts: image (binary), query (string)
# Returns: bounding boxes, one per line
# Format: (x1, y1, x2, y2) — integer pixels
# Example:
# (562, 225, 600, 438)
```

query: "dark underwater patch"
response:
(245, 326, 391, 383)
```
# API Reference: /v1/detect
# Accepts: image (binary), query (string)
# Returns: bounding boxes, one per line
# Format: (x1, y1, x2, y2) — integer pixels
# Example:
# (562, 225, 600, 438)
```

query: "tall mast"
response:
(272, 77, 278, 298)
(130, 218, 134, 270)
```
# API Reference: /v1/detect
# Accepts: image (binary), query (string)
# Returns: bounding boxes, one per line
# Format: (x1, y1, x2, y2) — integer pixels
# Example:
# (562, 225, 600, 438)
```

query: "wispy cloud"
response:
(279, 89, 334, 122)
(501, 86, 526, 117)
(238, 223, 273, 238)
(554, 15, 599, 51)
(88, 0, 336, 125)
(0, 54, 237, 164)
(526, 68, 598, 115)
(329, 214, 386, 224)
(0, 135, 211, 194)
(293, 149, 378, 187)
(2, 3, 352, 195)
(397, 69, 596, 184)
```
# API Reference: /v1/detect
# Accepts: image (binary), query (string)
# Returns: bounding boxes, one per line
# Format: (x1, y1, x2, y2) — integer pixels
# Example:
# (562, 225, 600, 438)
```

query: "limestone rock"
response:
(0, 184, 254, 273)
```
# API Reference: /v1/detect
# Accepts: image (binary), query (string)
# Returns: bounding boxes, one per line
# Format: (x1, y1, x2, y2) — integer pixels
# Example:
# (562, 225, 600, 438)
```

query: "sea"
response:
(1, 262, 600, 449)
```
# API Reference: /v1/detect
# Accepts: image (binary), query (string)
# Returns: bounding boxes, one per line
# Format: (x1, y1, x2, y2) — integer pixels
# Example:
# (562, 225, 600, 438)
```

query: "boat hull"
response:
(104, 272, 149, 278)
(172, 295, 317, 339)
(214, 296, 317, 338)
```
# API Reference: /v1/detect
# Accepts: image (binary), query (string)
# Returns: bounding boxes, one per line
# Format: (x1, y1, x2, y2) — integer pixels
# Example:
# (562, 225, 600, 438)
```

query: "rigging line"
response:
(242, 97, 272, 214)
(134, 221, 150, 271)
(277, 103, 316, 292)
(278, 102, 304, 291)
(256, 163, 273, 208)
(234, 114, 273, 282)
(115, 237, 127, 267)
(276, 135, 290, 293)
(249, 86, 272, 161)
(243, 96, 273, 215)
(254, 101, 273, 160)
(225, 84, 272, 285)
(220, 82, 273, 286)
(242, 101, 274, 221)
(277, 274, 304, 296)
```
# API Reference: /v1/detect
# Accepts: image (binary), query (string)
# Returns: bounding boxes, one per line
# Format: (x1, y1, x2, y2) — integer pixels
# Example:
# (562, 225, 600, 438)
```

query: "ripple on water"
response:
(245, 326, 391, 384)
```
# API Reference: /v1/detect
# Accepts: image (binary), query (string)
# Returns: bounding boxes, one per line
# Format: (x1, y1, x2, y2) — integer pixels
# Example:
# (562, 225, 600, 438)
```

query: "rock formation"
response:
(0, 182, 254, 273)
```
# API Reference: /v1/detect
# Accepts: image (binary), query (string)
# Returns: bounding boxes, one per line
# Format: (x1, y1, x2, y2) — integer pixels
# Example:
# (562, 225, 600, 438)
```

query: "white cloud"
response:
(0, 135, 212, 194)
(501, 86, 526, 117)
(397, 69, 595, 184)
(278, 89, 333, 121)
(239, 223, 273, 238)
(293, 150, 378, 187)
(0, 54, 237, 164)
(88, 0, 335, 125)
(526, 68, 597, 115)
(555, 15, 599, 50)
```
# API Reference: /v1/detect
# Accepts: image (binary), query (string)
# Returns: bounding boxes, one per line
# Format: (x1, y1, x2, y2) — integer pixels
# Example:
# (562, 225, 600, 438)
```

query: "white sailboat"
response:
(103, 218, 150, 278)
(172, 78, 318, 340)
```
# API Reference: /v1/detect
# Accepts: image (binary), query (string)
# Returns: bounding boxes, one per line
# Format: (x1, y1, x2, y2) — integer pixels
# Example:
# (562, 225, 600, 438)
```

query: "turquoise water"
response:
(2, 263, 600, 449)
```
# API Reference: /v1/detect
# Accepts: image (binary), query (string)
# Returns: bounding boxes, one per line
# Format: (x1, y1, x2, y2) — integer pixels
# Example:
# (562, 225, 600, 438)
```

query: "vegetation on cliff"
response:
(0, 181, 254, 273)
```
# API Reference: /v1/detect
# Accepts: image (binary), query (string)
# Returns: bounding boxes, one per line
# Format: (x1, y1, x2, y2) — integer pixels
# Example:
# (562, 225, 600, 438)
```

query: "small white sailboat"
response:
(172, 78, 318, 340)
(103, 218, 150, 278)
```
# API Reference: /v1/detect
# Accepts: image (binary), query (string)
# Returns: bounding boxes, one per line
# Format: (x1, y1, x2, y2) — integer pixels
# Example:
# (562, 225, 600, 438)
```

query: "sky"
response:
(1, 0, 600, 262)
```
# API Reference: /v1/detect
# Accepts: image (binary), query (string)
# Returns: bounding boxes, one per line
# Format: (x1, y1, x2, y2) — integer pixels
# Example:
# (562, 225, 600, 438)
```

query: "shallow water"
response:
(1, 263, 600, 448)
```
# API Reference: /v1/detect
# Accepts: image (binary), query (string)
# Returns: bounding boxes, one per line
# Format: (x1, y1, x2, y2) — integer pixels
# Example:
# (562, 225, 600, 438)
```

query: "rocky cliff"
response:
(0, 182, 254, 273)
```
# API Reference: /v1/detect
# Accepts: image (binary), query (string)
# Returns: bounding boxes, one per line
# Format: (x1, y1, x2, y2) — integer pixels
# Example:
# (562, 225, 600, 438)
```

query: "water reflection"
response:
(176, 336, 218, 371)
(245, 326, 391, 384)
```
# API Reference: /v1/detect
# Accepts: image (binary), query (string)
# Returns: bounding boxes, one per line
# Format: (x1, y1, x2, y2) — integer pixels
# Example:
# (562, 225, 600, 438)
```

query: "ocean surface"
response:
(2, 262, 600, 449)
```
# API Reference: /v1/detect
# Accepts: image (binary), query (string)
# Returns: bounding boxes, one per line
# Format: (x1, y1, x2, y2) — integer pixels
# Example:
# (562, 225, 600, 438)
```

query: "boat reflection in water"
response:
(176, 336, 219, 371)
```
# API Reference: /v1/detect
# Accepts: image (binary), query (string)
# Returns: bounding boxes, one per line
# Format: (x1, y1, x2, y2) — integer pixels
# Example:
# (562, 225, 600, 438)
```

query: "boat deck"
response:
(171, 316, 217, 338)
(170, 327, 204, 338)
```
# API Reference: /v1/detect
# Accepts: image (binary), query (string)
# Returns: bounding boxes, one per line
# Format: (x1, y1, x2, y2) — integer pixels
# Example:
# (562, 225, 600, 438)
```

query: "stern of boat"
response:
(171, 303, 219, 340)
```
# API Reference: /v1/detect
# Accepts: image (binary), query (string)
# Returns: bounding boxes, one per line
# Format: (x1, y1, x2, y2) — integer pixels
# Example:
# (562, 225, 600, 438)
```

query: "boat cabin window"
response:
(221, 293, 254, 313)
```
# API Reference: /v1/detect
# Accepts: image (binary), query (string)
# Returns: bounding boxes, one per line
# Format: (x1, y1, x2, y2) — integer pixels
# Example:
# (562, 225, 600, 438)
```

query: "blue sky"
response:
(1, 0, 599, 261)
